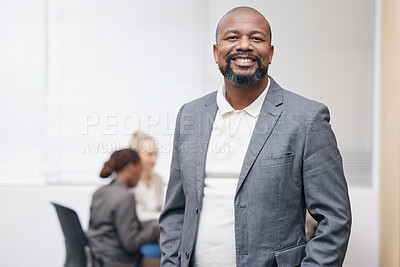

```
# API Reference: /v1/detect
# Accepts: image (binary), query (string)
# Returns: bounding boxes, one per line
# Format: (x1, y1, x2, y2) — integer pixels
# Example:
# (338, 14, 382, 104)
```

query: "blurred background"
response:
(0, 0, 399, 266)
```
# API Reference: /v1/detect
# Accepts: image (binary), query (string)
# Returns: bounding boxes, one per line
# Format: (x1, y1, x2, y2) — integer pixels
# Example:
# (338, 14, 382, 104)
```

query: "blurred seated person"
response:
(86, 149, 159, 267)
(129, 131, 164, 259)
(129, 131, 164, 221)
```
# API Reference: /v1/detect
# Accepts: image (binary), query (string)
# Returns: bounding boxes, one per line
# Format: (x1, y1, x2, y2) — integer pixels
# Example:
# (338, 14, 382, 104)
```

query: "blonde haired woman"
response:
(129, 131, 164, 222)
(129, 131, 164, 260)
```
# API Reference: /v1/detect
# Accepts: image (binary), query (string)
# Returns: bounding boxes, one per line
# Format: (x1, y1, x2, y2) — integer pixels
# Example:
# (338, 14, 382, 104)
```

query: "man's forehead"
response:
(218, 11, 269, 35)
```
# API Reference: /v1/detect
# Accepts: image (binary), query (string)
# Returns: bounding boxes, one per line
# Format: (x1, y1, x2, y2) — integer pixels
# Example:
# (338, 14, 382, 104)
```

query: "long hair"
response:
(100, 149, 140, 178)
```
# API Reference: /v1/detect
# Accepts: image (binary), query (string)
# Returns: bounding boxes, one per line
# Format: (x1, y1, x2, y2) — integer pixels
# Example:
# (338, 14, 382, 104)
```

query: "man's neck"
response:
(224, 76, 269, 110)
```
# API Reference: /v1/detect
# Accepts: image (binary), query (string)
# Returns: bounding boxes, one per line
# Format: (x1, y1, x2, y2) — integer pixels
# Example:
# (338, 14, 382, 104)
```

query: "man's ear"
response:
(213, 44, 219, 64)
(269, 45, 274, 64)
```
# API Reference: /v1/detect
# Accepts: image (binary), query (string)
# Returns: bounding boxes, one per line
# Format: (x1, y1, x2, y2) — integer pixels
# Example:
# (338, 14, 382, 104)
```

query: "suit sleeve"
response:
(301, 104, 352, 266)
(114, 193, 159, 253)
(159, 105, 186, 267)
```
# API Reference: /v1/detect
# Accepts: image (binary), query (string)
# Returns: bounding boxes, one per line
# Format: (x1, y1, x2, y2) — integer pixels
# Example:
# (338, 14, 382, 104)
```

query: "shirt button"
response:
(185, 252, 189, 259)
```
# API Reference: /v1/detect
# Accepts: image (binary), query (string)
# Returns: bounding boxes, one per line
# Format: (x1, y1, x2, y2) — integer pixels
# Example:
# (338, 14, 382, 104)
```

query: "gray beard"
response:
(219, 56, 268, 86)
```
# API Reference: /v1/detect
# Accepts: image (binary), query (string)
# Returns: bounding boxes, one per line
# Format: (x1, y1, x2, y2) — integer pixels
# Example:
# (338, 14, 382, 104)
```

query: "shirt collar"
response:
(216, 77, 270, 118)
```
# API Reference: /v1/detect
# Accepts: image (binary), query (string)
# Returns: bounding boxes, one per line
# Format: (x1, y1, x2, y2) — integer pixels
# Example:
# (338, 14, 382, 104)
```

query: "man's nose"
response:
(236, 37, 252, 51)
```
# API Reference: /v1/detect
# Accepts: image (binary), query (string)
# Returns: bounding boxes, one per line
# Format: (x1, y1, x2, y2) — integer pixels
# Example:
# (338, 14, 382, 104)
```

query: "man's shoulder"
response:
(180, 90, 217, 112)
(278, 86, 327, 115)
(282, 89, 323, 108)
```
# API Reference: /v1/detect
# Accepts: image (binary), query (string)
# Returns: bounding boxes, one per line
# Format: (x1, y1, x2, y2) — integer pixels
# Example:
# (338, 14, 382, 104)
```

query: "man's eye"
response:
(252, 37, 263, 41)
(227, 36, 238, 40)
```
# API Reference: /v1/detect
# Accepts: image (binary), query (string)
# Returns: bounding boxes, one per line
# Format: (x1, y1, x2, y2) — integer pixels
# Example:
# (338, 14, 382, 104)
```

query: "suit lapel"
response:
(195, 93, 218, 204)
(235, 77, 283, 196)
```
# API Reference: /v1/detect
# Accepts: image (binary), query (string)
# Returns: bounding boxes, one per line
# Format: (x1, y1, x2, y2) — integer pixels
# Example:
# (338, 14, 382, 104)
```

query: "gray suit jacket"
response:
(159, 77, 351, 267)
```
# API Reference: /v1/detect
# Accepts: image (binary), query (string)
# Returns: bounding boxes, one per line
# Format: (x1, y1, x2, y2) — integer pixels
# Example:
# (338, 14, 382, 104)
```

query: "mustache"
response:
(225, 53, 262, 63)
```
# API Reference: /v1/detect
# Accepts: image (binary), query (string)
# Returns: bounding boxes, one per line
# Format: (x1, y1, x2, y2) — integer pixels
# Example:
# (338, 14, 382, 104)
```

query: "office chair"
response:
(51, 202, 92, 267)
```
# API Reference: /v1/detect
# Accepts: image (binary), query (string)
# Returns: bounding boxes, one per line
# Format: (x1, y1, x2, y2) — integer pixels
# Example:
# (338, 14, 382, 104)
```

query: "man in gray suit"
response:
(159, 6, 351, 267)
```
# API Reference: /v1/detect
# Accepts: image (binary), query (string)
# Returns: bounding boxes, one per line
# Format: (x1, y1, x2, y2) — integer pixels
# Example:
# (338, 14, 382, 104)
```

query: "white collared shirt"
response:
(193, 78, 270, 267)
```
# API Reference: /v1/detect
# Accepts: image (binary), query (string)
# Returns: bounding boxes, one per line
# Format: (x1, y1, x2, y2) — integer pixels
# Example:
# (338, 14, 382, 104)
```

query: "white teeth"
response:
(236, 58, 252, 63)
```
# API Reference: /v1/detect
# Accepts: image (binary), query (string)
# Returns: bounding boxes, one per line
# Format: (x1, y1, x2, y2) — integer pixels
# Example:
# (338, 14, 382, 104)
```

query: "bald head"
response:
(215, 7, 272, 44)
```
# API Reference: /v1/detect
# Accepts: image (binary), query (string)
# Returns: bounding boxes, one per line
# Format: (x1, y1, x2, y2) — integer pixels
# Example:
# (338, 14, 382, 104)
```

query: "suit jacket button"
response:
(185, 252, 189, 259)
(195, 207, 199, 214)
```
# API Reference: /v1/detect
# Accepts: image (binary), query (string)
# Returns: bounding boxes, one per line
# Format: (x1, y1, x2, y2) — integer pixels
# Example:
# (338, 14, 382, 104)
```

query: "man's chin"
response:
(230, 66, 257, 76)
(232, 71, 256, 78)
(219, 65, 268, 86)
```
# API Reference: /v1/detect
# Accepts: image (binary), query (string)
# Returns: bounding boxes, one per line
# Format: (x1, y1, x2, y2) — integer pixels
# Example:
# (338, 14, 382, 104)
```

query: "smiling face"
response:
(213, 9, 274, 86)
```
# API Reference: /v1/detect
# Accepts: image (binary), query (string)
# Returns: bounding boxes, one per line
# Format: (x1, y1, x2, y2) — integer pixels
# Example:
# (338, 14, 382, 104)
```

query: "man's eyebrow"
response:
(222, 30, 268, 37)
(222, 30, 240, 36)
(251, 30, 267, 37)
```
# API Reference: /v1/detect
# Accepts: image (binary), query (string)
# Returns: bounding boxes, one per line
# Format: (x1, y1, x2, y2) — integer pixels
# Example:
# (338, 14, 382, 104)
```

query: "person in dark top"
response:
(87, 149, 160, 267)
